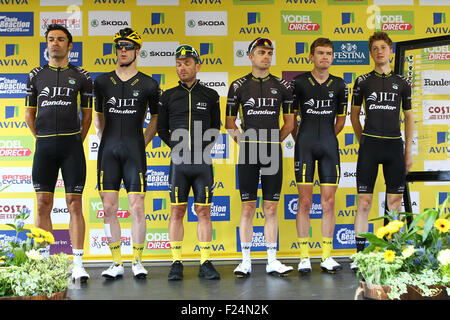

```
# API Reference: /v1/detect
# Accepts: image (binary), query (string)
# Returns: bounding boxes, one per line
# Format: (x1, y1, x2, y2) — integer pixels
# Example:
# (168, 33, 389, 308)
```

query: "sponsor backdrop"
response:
(0, 0, 449, 262)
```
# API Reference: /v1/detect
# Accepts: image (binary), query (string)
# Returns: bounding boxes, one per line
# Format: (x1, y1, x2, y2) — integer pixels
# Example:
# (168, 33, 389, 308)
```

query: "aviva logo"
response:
(199, 42, 222, 65)
(338, 194, 357, 217)
(240, 12, 270, 34)
(4, 106, 19, 119)
(151, 74, 165, 85)
(5, 44, 19, 57)
(427, 12, 449, 34)
(287, 42, 312, 64)
(94, 43, 117, 65)
(334, 12, 363, 34)
(153, 198, 167, 211)
(345, 133, 358, 146)
(144, 13, 174, 35)
(437, 131, 449, 144)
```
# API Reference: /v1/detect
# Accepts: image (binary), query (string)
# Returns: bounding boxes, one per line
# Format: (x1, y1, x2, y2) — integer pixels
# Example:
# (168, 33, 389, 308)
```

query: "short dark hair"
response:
(45, 24, 73, 44)
(369, 31, 393, 51)
(310, 38, 334, 55)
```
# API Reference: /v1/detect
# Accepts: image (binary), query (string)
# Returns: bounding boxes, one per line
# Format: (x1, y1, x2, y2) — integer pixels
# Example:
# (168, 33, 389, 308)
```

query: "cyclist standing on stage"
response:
(226, 37, 295, 277)
(350, 31, 413, 270)
(94, 28, 160, 279)
(291, 38, 347, 274)
(157, 45, 221, 281)
(25, 24, 93, 282)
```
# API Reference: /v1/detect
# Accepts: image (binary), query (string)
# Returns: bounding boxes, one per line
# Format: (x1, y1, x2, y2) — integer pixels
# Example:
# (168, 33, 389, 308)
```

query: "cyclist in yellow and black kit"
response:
(94, 28, 160, 279)
(226, 37, 295, 277)
(157, 45, 221, 281)
(350, 32, 414, 271)
(25, 24, 92, 282)
(291, 38, 347, 274)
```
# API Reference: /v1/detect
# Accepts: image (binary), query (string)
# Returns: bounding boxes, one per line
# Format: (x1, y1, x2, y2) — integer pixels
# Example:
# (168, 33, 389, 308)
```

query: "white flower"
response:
(437, 249, 450, 266)
(26, 249, 42, 261)
(402, 245, 415, 258)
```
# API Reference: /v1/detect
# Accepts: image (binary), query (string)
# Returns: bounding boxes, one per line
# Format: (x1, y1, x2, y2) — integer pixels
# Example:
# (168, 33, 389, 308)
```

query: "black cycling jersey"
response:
(157, 80, 221, 159)
(292, 72, 347, 137)
(352, 70, 411, 139)
(94, 71, 160, 138)
(94, 71, 160, 193)
(25, 64, 93, 137)
(226, 73, 294, 143)
(291, 72, 347, 185)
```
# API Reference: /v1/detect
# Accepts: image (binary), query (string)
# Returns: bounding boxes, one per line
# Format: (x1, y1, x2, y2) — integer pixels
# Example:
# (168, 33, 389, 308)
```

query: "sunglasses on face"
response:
(248, 38, 273, 55)
(115, 42, 137, 51)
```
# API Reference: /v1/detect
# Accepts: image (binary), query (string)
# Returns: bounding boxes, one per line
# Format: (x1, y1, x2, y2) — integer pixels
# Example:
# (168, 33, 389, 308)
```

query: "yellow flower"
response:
(25, 249, 42, 261)
(384, 250, 396, 262)
(386, 220, 404, 234)
(402, 245, 415, 258)
(0, 256, 5, 265)
(434, 218, 449, 234)
(376, 226, 389, 239)
(43, 231, 55, 244)
(33, 237, 45, 244)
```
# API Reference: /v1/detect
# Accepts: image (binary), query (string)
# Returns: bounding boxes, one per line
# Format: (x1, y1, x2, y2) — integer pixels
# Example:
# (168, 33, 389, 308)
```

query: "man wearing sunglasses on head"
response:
(157, 45, 221, 281)
(226, 37, 295, 277)
(94, 28, 161, 279)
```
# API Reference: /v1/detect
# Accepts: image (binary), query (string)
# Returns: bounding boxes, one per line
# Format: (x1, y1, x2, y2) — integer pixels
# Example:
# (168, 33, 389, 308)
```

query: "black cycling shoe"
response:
(168, 261, 183, 281)
(198, 260, 220, 280)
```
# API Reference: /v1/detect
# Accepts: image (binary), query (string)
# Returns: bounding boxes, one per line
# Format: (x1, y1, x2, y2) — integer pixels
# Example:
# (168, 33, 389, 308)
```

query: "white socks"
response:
(241, 242, 252, 262)
(266, 242, 277, 263)
(72, 249, 84, 267)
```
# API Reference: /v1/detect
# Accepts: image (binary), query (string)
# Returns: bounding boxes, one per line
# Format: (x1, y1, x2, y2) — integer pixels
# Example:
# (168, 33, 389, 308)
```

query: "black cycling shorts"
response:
(356, 135, 406, 194)
(294, 134, 340, 186)
(168, 161, 214, 205)
(32, 134, 86, 194)
(97, 139, 147, 193)
(237, 141, 282, 202)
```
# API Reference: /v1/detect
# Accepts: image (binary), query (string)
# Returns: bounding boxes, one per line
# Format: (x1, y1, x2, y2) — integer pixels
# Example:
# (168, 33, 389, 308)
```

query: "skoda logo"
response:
(187, 20, 196, 28)
(140, 50, 148, 58)
(91, 19, 99, 27)
(236, 49, 245, 57)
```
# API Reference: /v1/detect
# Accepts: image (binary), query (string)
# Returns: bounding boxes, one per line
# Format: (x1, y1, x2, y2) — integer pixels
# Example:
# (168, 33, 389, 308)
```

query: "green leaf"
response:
(5, 224, 16, 231)
(422, 210, 438, 242)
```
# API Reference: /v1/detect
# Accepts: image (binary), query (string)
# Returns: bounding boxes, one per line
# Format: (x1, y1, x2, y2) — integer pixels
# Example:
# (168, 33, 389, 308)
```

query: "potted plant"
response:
(352, 194, 449, 300)
(0, 207, 72, 299)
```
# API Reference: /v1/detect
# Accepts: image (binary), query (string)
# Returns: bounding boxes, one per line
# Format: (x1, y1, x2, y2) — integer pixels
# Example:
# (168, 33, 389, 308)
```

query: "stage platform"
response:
(67, 257, 359, 301)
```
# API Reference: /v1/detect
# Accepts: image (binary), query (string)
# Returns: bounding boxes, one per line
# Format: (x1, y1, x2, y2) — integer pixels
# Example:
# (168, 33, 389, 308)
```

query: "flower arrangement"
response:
(0, 207, 72, 298)
(352, 194, 450, 300)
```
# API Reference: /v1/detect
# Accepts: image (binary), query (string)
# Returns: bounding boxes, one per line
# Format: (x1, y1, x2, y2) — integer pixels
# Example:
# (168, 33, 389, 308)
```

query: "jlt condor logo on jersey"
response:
(304, 98, 333, 115)
(106, 96, 138, 114)
(366, 91, 398, 111)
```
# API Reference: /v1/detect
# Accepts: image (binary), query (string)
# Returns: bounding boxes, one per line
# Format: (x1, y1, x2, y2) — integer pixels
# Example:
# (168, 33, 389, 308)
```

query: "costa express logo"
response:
(281, 11, 321, 34)
(143, 12, 174, 36)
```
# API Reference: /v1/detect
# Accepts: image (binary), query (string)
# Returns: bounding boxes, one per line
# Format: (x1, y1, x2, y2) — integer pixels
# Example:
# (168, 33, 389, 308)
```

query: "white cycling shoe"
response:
(234, 260, 252, 278)
(266, 260, 293, 276)
(101, 262, 124, 279)
(132, 261, 148, 279)
(297, 258, 312, 274)
(71, 265, 90, 283)
(320, 257, 343, 273)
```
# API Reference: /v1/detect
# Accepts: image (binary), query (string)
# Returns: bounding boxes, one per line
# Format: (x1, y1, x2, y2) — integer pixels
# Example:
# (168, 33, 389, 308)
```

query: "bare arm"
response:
(350, 106, 363, 143)
(280, 114, 294, 142)
(334, 115, 346, 136)
(25, 107, 37, 138)
(80, 108, 92, 142)
(144, 115, 158, 147)
(225, 116, 240, 144)
(403, 109, 414, 173)
(94, 112, 104, 141)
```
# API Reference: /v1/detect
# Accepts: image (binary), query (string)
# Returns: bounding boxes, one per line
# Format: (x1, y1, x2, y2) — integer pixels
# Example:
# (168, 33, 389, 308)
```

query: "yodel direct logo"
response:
(281, 11, 321, 34)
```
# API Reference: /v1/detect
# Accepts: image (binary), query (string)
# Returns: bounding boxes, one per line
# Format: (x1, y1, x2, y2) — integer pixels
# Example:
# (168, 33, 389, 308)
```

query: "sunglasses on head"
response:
(115, 42, 137, 51)
(247, 38, 273, 55)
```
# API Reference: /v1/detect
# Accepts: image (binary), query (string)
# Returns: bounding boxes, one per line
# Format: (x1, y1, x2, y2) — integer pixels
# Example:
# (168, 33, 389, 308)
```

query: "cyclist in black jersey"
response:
(226, 38, 295, 277)
(350, 32, 414, 270)
(94, 28, 160, 279)
(24, 24, 92, 282)
(291, 38, 347, 274)
(157, 45, 221, 281)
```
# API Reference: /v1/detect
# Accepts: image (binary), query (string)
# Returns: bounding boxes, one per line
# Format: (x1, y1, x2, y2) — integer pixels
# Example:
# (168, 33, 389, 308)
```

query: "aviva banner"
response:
(0, 0, 449, 263)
